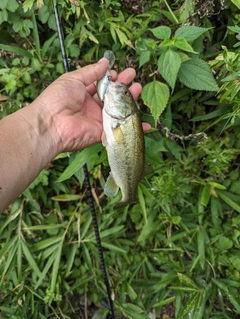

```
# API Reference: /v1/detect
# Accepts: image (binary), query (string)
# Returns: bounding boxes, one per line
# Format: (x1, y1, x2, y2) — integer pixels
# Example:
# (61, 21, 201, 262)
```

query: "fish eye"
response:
(125, 90, 131, 97)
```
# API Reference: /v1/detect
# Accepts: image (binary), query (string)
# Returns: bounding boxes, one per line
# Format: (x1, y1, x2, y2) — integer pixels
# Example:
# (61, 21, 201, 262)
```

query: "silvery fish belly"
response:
(102, 81, 145, 209)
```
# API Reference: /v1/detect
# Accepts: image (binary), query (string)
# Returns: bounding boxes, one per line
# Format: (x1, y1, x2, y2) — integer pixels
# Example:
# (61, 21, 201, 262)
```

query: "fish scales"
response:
(102, 81, 145, 208)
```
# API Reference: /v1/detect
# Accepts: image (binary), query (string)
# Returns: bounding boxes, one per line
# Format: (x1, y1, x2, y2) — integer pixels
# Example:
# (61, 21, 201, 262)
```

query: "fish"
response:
(97, 52, 145, 208)
(96, 50, 115, 101)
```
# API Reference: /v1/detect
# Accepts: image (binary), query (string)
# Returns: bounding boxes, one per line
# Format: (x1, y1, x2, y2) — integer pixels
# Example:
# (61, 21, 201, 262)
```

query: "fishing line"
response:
(53, 3, 115, 319)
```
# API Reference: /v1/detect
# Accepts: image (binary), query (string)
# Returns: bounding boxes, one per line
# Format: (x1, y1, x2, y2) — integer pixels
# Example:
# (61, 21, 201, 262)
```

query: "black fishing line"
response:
(53, 3, 115, 319)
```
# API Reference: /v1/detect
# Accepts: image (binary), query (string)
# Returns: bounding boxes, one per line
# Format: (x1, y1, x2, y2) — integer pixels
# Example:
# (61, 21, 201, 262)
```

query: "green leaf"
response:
(150, 26, 171, 40)
(21, 239, 41, 277)
(0, 0, 8, 9)
(228, 25, 240, 33)
(175, 26, 212, 42)
(213, 278, 240, 312)
(31, 58, 42, 71)
(175, 0, 195, 22)
(199, 184, 211, 206)
(13, 19, 33, 36)
(139, 50, 151, 68)
(0, 0, 19, 11)
(120, 303, 149, 319)
(141, 80, 170, 124)
(208, 181, 226, 190)
(173, 38, 197, 53)
(158, 49, 181, 92)
(216, 190, 240, 213)
(0, 44, 32, 58)
(231, 0, 240, 9)
(218, 236, 233, 250)
(69, 44, 80, 58)
(51, 239, 63, 293)
(38, 5, 50, 24)
(177, 273, 198, 289)
(197, 228, 205, 269)
(57, 143, 103, 182)
(178, 58, 219, 91)
(23, 0, 35, 12)
(138, 186, 147, 224)
(0, 9, 8, 24)
(51, 194, 81, 201)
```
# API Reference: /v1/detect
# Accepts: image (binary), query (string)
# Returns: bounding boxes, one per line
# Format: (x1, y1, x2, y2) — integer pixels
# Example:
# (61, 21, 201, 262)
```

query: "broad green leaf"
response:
(141, 81, 170, 124)
(69, 44, 80, 58)
(228, 25, 240, 33)
(178, 58, 219, 91)
(31, 58, 42, 71)
(158, 49, 181, 92)
(175, 26, 212, 42)
(0, 44, 32, 58)
(0, 9, 8, 24)
(57, 143, 103, 182)
(139, 50, 151, 68)
(231, 0, 240, 9)
(218, 236, 233, 250)
(22, 71, 31, 84)
(0, 0, 8, 9)
(4, 0, 19, 12)
(173, 38, 197, 53)
(38, 5, 50, 24)
(175, 0, 195, 22)
(150, 26, 171, 40)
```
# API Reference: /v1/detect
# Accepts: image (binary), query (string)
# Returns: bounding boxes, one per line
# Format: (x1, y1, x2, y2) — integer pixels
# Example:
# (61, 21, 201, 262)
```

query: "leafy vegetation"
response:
(1, 0, 240, 318)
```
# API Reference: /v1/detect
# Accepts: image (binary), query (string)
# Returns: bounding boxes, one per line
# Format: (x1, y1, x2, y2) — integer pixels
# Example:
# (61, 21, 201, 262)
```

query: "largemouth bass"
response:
(97, 51, 145, 209)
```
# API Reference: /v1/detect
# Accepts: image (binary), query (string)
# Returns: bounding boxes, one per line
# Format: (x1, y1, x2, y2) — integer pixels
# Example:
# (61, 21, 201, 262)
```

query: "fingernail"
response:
(98, 57, 107, 63)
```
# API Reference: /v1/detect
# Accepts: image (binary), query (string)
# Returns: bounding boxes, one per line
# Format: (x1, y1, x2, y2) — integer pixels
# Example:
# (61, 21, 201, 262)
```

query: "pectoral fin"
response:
(104, 172, 119, 197)
(112, 125, 124, 144)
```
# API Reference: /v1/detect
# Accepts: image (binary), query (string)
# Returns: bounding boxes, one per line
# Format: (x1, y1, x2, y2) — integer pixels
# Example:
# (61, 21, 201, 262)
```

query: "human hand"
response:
(32, 58, 150, 154)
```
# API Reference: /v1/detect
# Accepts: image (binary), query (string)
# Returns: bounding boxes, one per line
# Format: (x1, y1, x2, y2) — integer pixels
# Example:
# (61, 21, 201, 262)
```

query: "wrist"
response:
(21, 101, 60, 163)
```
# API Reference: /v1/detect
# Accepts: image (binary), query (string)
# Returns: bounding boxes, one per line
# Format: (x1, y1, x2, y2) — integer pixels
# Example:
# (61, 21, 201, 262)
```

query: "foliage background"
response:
(1, 0, 240, 318)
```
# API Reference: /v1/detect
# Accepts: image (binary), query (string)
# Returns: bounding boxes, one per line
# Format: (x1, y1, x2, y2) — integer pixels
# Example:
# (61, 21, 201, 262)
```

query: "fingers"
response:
(142, 122, 151, 132)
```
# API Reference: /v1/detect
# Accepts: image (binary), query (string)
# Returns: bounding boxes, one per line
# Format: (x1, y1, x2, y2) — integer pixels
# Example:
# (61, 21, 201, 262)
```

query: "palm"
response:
(36, 60, 144, 152)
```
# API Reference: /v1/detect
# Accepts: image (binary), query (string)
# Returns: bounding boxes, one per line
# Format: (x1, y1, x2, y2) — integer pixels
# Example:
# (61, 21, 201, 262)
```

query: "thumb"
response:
(71, 58, 109, 87)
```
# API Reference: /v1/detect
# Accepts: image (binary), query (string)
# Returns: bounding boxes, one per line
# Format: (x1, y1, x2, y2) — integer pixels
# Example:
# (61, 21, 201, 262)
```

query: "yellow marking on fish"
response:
(112, 125, 124, 144)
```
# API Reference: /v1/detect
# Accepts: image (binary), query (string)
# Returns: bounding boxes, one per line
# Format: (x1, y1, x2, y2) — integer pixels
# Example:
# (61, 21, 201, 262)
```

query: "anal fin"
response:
(104, 172, 119, 198)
